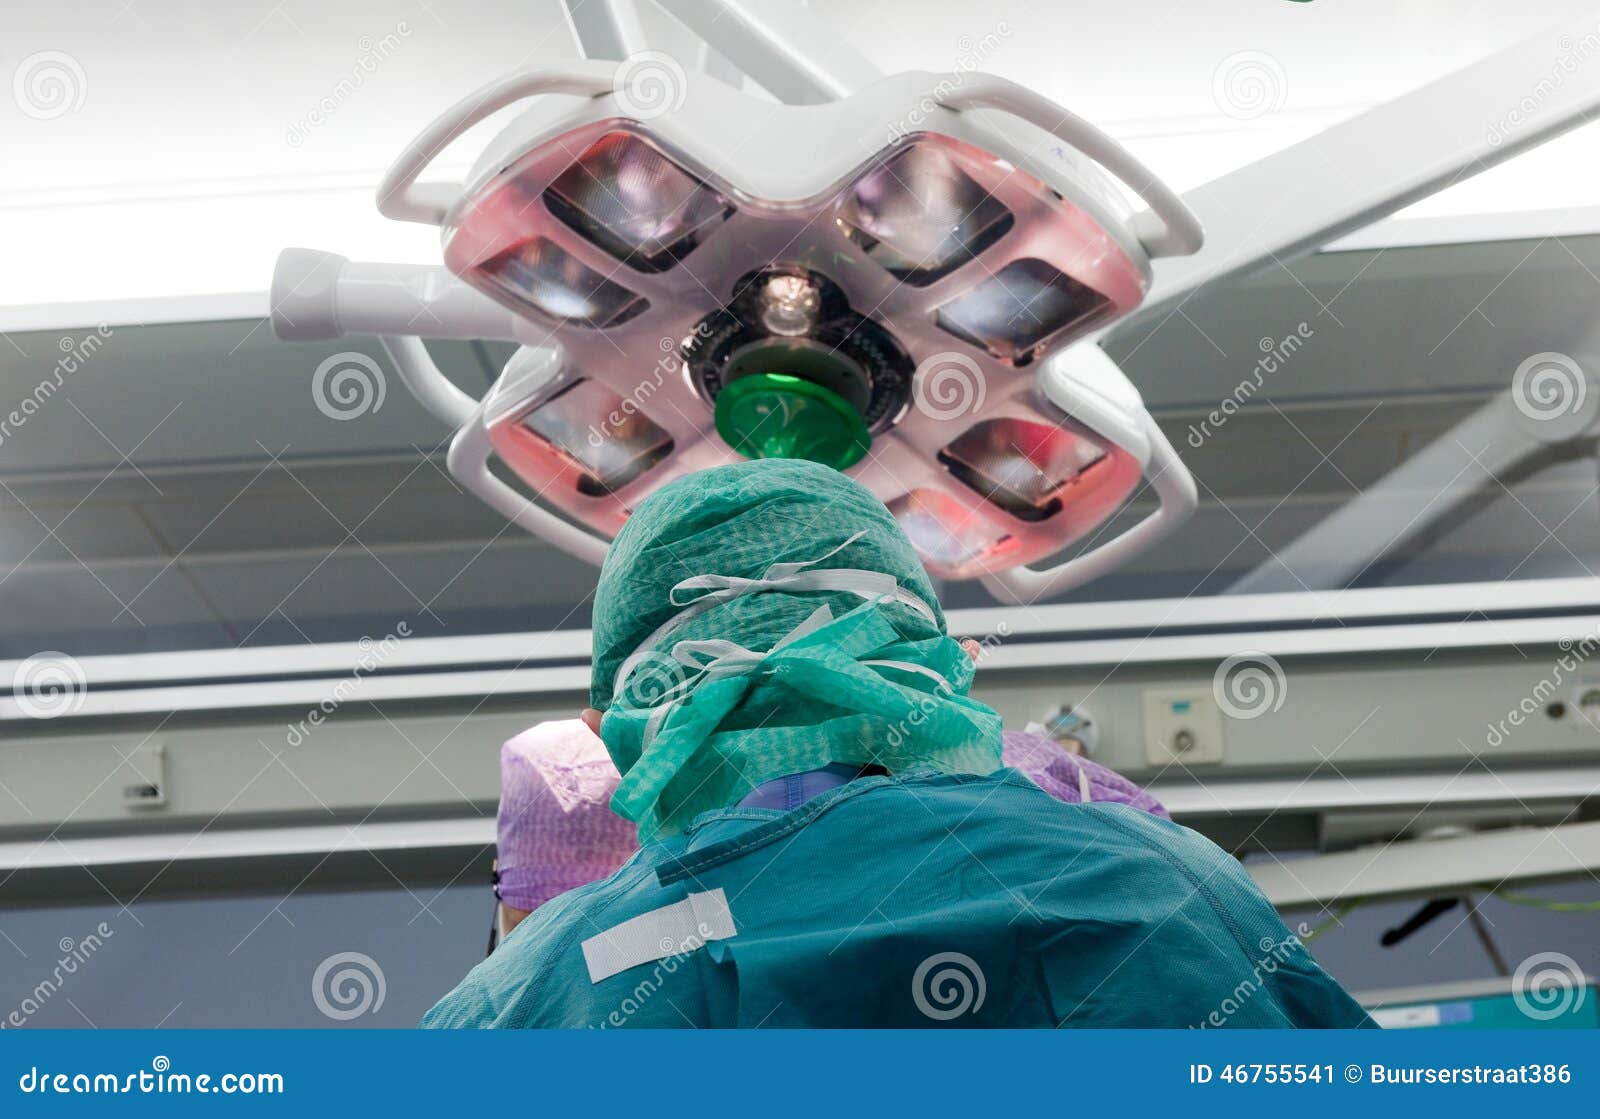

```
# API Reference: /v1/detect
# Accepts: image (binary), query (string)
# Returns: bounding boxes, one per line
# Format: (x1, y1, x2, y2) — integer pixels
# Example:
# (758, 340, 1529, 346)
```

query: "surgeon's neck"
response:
(737, 763, 880, 811)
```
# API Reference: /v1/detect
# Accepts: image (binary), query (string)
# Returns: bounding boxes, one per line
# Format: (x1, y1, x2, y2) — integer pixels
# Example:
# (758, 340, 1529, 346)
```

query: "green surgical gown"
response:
(423, 770, 1374, 1028)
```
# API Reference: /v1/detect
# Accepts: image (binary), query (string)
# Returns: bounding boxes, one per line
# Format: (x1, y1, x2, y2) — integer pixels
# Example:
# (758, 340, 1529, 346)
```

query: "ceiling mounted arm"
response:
(654, 0, 882, 103)
(562, 0, 651, 61)
(1131, 7, 1600, 325)
(1232, 361, 1600, 595)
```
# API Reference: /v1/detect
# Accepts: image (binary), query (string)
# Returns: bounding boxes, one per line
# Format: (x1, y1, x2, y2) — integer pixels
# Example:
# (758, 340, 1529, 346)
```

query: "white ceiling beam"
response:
(1252, 821, 1600, 908)
(1136, 7, 1600, 325)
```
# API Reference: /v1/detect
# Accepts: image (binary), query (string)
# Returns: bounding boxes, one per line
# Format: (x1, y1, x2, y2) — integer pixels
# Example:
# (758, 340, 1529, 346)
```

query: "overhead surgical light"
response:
(271, 44, 1203, 601)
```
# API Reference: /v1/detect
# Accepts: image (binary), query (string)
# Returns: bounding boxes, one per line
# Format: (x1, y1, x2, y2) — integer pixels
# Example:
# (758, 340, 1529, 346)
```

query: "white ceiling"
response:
(5, 0, 1600, 319)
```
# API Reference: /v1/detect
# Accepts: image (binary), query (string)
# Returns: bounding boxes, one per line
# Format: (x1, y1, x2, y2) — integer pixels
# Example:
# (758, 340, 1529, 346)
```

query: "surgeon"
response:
(425, 458, 1372, 1028)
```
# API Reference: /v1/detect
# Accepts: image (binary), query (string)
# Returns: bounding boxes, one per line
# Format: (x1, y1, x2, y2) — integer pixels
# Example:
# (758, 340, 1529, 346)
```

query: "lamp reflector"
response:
(935, 257, 1107, 364)
(889, 488, 1004, 577)
(514, 378, 673, 495)
(544, 132, 732, 273)
(477, 238, 648, 328)
(837, 140, 1014, 286)
(939, 417, 1107, 521)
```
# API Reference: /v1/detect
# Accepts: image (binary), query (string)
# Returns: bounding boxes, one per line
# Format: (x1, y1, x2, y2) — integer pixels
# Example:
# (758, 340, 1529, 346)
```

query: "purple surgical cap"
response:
(496, 720, 639, 911)
(1002, 730, 1170, 818)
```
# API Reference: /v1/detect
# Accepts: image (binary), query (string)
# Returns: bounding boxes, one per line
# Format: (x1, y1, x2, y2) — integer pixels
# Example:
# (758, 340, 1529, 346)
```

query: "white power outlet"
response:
(1142, 689, 1225, 766)
(121, 743, 168, 808)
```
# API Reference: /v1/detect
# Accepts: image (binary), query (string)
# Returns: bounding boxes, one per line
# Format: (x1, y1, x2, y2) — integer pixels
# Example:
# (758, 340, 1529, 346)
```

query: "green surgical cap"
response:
(591, 458, 1003, 840)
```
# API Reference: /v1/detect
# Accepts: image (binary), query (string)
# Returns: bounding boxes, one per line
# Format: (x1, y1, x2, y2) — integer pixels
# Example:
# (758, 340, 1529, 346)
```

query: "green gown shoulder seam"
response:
(1089, 805, 1261, 966)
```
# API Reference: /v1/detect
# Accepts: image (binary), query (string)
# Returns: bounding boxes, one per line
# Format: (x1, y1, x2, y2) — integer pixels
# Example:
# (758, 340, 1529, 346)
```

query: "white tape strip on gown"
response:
(581, 888, 738, 984)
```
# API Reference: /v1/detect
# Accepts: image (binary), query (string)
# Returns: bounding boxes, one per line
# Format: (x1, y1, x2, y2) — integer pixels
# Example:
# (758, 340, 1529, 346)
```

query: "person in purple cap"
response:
(999, 729, 1170, 817)
(489, 719, 638, 952)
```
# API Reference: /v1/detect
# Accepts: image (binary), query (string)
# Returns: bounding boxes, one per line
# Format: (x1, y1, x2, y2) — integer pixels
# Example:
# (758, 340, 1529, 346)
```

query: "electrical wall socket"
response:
(121, 743, 167, 808)
(1141, 688, 1225, 766)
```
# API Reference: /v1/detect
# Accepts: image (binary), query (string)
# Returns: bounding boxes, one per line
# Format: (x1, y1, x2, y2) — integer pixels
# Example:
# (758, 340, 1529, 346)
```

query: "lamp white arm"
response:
(562, 0, 651, 61)
(654, 0, 882, 104)
(272, 248, 545, 432)
(938, 76, 1203, 259)
(1136, 6, 1600, 320)
(271, 249, 525, 343)
(376, 64, 617, 225)
(377, 336, 479, 430)
(981, 414, 1198, 604)
(446, 394, 612, 566)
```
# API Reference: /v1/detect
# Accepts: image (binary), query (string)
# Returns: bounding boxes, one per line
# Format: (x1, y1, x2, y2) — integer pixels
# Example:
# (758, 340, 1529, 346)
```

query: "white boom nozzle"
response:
(272, 247, 349, 341)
